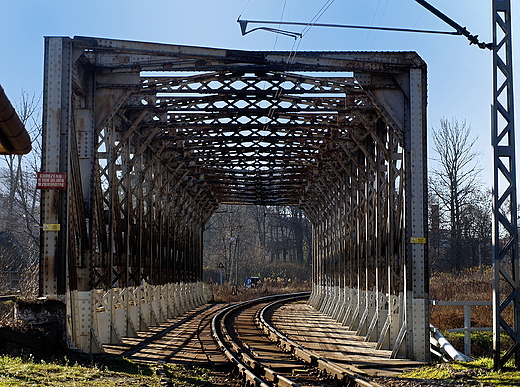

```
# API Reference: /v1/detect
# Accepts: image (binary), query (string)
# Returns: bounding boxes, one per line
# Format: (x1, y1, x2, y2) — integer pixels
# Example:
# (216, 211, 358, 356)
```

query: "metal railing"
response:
(431, 300, 492, 356)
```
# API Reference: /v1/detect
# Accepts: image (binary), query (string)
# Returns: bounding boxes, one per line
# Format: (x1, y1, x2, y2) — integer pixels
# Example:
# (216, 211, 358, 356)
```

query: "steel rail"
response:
(257, 297, 386, 387)
(211, 293, 300, 387)
(212, 292, 385, 387)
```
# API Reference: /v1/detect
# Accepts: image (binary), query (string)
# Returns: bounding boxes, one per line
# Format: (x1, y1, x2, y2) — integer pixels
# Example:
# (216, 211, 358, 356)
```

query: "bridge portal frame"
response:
(40, 37, 428, 361)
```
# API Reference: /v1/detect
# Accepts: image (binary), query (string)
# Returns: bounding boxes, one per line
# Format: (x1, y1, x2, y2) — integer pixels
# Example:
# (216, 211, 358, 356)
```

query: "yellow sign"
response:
(410, 237, 426, 244)
(43, 224, 61, 231)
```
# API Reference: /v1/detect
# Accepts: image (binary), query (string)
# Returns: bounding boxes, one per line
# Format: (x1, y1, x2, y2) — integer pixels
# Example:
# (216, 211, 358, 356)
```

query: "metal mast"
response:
(492, 0, 520, 370)
(415, 0, 519, 370)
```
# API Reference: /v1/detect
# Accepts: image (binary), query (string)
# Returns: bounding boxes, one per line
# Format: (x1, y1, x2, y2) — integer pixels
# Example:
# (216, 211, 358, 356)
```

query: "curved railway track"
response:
(212, 293, 385, 387)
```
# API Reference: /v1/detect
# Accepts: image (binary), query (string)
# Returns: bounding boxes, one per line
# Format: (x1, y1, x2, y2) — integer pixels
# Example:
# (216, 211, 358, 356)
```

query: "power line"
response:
(368, 0, 389, 49)
(272, 0, 289, 51)
(237, 0, 252, 20)
(404, 7, 425, 49)
(301, 0, 336, 36)
(414, 0, 491, 49)
(364, 0, 383, 49)
(239, 1, 492, 50)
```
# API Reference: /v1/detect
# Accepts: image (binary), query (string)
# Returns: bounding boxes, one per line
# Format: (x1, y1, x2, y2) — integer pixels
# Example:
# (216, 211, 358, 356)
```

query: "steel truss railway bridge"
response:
(40, 36, 429, 361)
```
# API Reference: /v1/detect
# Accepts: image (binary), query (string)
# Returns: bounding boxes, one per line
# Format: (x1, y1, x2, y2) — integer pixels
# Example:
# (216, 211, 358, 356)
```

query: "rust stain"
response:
(113, 54, 130, 64)
(54, 108, 61, 129)
(50, 190, 60, 219)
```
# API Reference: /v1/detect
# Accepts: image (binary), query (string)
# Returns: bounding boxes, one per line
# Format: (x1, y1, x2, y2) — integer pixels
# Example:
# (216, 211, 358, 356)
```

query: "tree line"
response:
(203, 205, 312, 285)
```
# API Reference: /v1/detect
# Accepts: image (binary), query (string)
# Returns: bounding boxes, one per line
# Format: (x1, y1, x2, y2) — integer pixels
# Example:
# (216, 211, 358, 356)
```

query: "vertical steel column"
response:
(492, 0, 520, 370)
(74, 70, 95, 291)
(385, 124, 402, 353)
(406, 68, 429, 362)
(40, 37, 73, 296)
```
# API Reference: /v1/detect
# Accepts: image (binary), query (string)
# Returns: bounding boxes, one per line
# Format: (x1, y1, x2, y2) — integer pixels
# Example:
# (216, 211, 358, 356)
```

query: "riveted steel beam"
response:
(41, 37, 428, 360)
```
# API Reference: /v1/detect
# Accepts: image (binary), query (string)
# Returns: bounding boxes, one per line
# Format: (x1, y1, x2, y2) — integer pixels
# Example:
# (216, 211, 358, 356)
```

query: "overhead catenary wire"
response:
(364, 0, 383, 48)
(238, 19, 461, 37)
(301, 0, 336, 36)
(371, 0, 389, 48)
(414, 0, 491, 49)
(263, 1, 337, 134)
(246, 1, 337, 139)
(272, 0, 289, 51)
(237, 0, 252, 21)
(404, 7, 425, 49)
(239, 1, 492, 50)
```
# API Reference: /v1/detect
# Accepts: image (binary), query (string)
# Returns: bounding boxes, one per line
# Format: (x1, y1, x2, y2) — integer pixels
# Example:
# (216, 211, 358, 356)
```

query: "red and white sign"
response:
(37, 172, 67, 189)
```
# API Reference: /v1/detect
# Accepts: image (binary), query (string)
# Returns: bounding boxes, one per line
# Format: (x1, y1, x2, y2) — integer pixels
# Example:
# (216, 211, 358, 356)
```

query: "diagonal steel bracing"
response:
(492, 0, 520, 370)
(41, 37, 428, 360)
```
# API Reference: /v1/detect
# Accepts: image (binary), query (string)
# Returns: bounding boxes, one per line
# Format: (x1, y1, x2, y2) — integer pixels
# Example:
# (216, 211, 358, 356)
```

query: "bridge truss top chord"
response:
(40, 37, 428, 361)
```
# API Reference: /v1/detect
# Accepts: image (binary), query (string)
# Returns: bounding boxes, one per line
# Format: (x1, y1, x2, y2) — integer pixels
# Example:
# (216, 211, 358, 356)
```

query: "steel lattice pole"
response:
(492, 0, 520, 370)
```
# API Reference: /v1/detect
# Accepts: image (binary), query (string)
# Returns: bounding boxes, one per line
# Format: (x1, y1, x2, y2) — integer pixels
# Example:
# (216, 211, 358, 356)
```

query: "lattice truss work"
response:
(41, 37, 428, 359)
(492, 0, 520, 369)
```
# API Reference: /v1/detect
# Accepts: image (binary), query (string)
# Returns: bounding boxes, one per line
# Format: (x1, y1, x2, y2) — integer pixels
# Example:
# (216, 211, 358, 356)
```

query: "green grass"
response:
(0, 354, 215, 387)
(442, 331, 513, 358)
(402, 358, 520, 387)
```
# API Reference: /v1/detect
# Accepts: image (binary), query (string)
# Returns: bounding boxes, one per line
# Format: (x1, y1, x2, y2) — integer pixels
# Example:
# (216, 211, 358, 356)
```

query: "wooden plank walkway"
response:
(104, 303, 229, 366)
(272, 302, 423, 376)
(103, 300, 422, 377)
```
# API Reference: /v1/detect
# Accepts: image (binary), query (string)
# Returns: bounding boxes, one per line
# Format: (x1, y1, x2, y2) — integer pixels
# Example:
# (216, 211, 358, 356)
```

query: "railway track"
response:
(212, 293, 385, 387)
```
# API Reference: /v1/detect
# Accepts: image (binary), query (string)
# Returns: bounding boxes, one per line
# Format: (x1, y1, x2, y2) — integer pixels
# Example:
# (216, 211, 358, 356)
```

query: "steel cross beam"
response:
(40, 37, 428, 360)
(492, 0, 520, 370)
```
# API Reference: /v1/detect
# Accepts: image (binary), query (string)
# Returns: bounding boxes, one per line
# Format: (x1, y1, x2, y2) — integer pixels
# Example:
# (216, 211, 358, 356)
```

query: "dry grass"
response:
(429, 265, 519, 357)
(430, 265, 516, 331)
(430, 266, 493, 330)
(211, 279, 311, 303)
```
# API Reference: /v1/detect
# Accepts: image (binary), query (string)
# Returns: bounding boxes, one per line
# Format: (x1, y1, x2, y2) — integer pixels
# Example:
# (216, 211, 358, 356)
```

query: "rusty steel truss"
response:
(40, 37, 428, 360)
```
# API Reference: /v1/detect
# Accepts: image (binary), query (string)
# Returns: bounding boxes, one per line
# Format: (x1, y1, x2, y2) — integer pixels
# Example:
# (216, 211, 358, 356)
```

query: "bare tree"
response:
(460, 189, 492, 268)
(429, 117, 484, 271)
(428, 193, 444, 271)
(264, 206, 311, 263)
(203, 205, 251, 285)
(203, 205, 312, 284)
(0, 90, 41, 295)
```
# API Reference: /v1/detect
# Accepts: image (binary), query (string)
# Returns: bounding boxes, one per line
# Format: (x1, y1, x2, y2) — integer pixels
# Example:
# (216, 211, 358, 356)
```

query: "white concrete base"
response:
(67, 281, 213, 353)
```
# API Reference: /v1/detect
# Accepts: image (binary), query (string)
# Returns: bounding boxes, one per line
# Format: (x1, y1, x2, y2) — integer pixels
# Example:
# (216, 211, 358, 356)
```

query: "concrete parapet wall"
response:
(67, 281, 212, 353)
(310, 286, 405, 358)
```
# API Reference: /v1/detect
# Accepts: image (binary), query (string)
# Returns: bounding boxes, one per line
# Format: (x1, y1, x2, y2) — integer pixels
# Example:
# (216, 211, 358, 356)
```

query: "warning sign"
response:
(410, 237, 427, 244)
(37, 172, 67, 189)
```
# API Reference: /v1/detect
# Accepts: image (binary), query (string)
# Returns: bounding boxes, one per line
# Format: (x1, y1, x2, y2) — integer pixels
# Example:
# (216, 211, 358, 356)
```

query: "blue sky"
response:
(0, 0, 515, 187)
